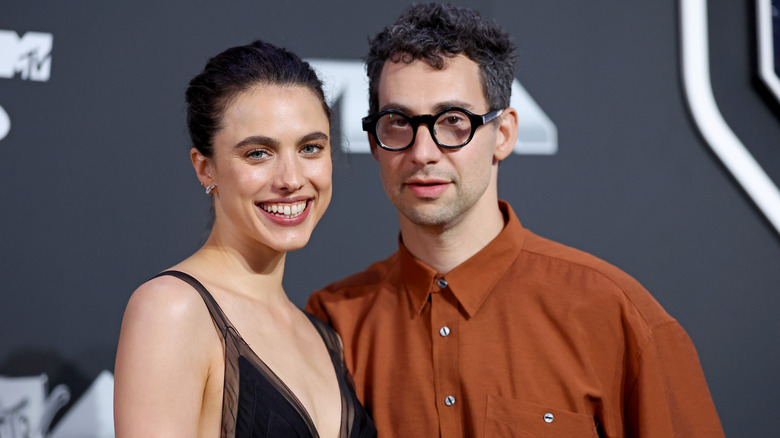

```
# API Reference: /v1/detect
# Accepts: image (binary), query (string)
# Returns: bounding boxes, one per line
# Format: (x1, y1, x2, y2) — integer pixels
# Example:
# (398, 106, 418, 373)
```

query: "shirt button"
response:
(439, 326, 451, 337)
(437, 278, 448, 288)
(544, 413, 554, 423)
(444, 396, 456, 406)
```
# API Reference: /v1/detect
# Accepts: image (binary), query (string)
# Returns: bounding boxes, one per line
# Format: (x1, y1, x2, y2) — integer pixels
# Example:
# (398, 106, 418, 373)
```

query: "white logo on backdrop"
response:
(308, 60, 557, 155)
(0, 371, 114, 438)
(757, 0, 780, 103)
(0, 29, 53, 142)
(0, 374, 69, 438)
(0, 30, 53, 81)
(0, 106, 10, 141)
(680, 0, 780, 234)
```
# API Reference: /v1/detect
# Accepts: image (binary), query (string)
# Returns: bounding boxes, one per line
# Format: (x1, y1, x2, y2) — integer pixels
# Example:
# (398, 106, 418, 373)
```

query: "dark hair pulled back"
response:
(186, 40, 330, 157)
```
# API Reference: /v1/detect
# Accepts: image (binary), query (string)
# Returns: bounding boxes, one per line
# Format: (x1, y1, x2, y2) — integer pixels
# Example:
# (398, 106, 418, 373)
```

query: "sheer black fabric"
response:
(155, 271, 376, 438)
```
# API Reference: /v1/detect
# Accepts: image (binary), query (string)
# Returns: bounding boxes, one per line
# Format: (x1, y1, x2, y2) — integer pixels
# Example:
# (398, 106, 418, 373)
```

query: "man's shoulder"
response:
(519, 229, 672, 327)
(521, 230, 636, 284)
(305, 251, 402, 322)
(315, 251, 402, 297)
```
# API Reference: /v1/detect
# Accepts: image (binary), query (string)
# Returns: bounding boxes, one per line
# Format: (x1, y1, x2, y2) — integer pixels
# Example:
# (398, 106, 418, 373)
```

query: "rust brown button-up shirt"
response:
(306, 201, 724, 437)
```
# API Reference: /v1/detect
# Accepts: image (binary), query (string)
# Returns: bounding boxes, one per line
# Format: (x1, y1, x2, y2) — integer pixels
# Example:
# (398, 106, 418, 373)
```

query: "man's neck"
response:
(399, 202, 506, 274)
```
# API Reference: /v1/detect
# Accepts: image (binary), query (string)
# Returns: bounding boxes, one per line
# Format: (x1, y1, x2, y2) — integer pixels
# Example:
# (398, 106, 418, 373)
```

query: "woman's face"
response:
(206, 84, 332, 254)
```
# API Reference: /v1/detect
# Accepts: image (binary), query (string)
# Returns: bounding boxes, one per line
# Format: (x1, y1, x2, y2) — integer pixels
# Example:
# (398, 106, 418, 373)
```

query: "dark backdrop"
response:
(1, 1, 778, 436)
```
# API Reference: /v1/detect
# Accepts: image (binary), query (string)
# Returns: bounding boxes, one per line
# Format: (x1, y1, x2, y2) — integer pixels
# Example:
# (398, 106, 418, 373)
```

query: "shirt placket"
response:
(430, 275, 462, 438)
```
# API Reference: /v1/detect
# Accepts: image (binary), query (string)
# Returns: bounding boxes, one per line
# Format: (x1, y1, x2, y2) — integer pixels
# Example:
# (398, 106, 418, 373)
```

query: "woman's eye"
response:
(301, 144, 324, 155)
(247, 149, 269, 159)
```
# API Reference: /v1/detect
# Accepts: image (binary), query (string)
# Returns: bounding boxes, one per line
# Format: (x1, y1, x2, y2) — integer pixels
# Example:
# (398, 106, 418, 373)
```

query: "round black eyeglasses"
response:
(362, 107, 504, 151)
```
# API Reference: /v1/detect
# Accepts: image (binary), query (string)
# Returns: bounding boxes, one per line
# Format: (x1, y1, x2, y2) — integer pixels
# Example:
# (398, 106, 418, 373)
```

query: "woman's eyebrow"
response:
(298, 131, 329, 144)
(234, 135, 279, 149)
(233, 131, 328, 149)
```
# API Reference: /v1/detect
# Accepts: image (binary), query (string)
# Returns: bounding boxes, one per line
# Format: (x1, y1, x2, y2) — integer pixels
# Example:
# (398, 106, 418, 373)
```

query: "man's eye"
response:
(443, 114, 465, 125)
(387, 114, 408, 128)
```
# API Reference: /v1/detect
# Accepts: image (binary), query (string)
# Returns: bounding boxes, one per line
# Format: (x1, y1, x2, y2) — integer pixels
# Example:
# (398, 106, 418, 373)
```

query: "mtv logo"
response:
(308, 59, 557, 155)
(0, 30, 53, 82)
(0, 374, 70, 438)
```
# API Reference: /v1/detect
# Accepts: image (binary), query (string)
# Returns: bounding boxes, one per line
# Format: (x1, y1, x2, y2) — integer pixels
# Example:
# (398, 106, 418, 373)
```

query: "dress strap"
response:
(152, 270, 233, 337)
(305, 313, 344, 363)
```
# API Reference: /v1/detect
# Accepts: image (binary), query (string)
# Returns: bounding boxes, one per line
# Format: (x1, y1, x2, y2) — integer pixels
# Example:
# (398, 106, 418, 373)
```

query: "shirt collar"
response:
(400, 201, 526, 318)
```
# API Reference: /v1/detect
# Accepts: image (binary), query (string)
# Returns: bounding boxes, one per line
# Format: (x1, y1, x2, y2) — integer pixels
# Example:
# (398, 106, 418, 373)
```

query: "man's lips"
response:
(405, 179, 450, 198)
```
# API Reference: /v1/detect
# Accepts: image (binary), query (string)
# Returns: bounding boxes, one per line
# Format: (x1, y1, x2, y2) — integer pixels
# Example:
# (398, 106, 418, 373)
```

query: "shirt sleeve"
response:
(625, 321, 724, 437)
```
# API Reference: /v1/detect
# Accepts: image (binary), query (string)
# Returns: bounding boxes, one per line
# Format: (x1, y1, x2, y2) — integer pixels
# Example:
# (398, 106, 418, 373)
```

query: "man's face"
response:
(372, 54, 510, 230)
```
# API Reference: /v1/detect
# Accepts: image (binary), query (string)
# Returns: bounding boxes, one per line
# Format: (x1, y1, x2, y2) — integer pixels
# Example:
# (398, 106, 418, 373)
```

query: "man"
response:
(307, 4, 724, 437)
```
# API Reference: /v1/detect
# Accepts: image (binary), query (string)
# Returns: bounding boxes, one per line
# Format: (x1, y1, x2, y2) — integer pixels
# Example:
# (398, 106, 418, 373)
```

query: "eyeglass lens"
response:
(376, 109, 474, 149)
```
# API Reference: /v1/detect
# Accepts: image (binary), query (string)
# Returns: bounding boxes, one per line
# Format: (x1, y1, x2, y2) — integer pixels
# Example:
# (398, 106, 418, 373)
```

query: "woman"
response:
(114, 40, 375, 438)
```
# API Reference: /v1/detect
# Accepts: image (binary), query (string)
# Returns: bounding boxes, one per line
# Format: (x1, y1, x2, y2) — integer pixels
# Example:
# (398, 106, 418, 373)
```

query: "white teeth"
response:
(259, 201, 307, 218)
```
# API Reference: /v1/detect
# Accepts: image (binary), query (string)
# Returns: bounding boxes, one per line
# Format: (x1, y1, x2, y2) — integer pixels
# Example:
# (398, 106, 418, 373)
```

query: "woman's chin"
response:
(269, 234, 314, 254)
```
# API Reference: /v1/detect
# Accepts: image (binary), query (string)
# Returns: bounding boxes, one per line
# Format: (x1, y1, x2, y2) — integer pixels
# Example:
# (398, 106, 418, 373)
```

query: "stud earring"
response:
(205, 183, 217, 195)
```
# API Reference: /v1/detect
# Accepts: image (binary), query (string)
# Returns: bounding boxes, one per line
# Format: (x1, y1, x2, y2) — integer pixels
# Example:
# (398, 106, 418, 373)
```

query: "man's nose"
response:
(408, 124, 442, 165)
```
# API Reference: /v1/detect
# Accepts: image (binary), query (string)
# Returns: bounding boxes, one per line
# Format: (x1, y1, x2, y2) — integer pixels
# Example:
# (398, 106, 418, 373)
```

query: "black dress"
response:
(154, 271, 376, 438)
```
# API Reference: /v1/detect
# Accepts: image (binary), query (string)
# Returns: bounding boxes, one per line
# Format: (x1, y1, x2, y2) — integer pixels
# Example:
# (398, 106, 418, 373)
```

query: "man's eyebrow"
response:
(379, 100, 476, 115)
(234, 135, 279, 149)
(379, 103, 413, 114)
(432, 100, 475, 113)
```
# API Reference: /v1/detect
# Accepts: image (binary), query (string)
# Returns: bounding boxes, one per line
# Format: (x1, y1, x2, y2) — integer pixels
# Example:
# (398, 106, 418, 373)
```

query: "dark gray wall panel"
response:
(1, 1, 777, 435)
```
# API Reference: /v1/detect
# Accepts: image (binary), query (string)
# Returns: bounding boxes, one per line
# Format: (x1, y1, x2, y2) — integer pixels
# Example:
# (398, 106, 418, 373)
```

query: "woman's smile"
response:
(257, 198, 312, 225)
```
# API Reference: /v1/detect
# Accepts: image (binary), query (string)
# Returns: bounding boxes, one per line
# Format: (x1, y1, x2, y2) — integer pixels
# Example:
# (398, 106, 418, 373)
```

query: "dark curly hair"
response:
(366, 3, 517, 114)
(186, 40, 330, 158)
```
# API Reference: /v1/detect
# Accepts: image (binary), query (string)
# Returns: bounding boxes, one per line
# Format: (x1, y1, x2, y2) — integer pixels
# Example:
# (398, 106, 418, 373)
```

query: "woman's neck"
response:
(183, 230, 290, 305)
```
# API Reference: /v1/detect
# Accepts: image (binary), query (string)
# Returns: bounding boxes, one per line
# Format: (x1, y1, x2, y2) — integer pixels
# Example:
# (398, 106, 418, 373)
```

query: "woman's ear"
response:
(493, 107, 518, 162)
(190, 148, 214, 187)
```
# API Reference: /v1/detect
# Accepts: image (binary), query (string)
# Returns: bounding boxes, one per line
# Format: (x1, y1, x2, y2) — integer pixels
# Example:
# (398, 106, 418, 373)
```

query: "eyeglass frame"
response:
(361, 106, 504, 152)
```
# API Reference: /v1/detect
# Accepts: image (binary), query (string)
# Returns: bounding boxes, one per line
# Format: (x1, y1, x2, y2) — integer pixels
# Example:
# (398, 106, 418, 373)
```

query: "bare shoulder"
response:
(123, 274, 210, 328)
(116, 273, 221, 377)
(114, 273, 222, 436)
(117, 276, 222, 380)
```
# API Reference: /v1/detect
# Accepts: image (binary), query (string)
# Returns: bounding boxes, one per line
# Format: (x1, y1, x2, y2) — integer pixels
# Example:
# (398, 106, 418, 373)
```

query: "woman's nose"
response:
(274, 153, 305, 192)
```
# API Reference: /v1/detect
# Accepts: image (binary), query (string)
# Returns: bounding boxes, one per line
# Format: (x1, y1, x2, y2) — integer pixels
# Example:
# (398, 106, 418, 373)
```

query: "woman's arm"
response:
(114, 275, 221, 437)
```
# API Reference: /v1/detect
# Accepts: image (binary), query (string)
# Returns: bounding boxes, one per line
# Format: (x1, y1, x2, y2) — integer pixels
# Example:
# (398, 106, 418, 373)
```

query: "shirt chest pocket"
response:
(485, 395, 599, 438)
